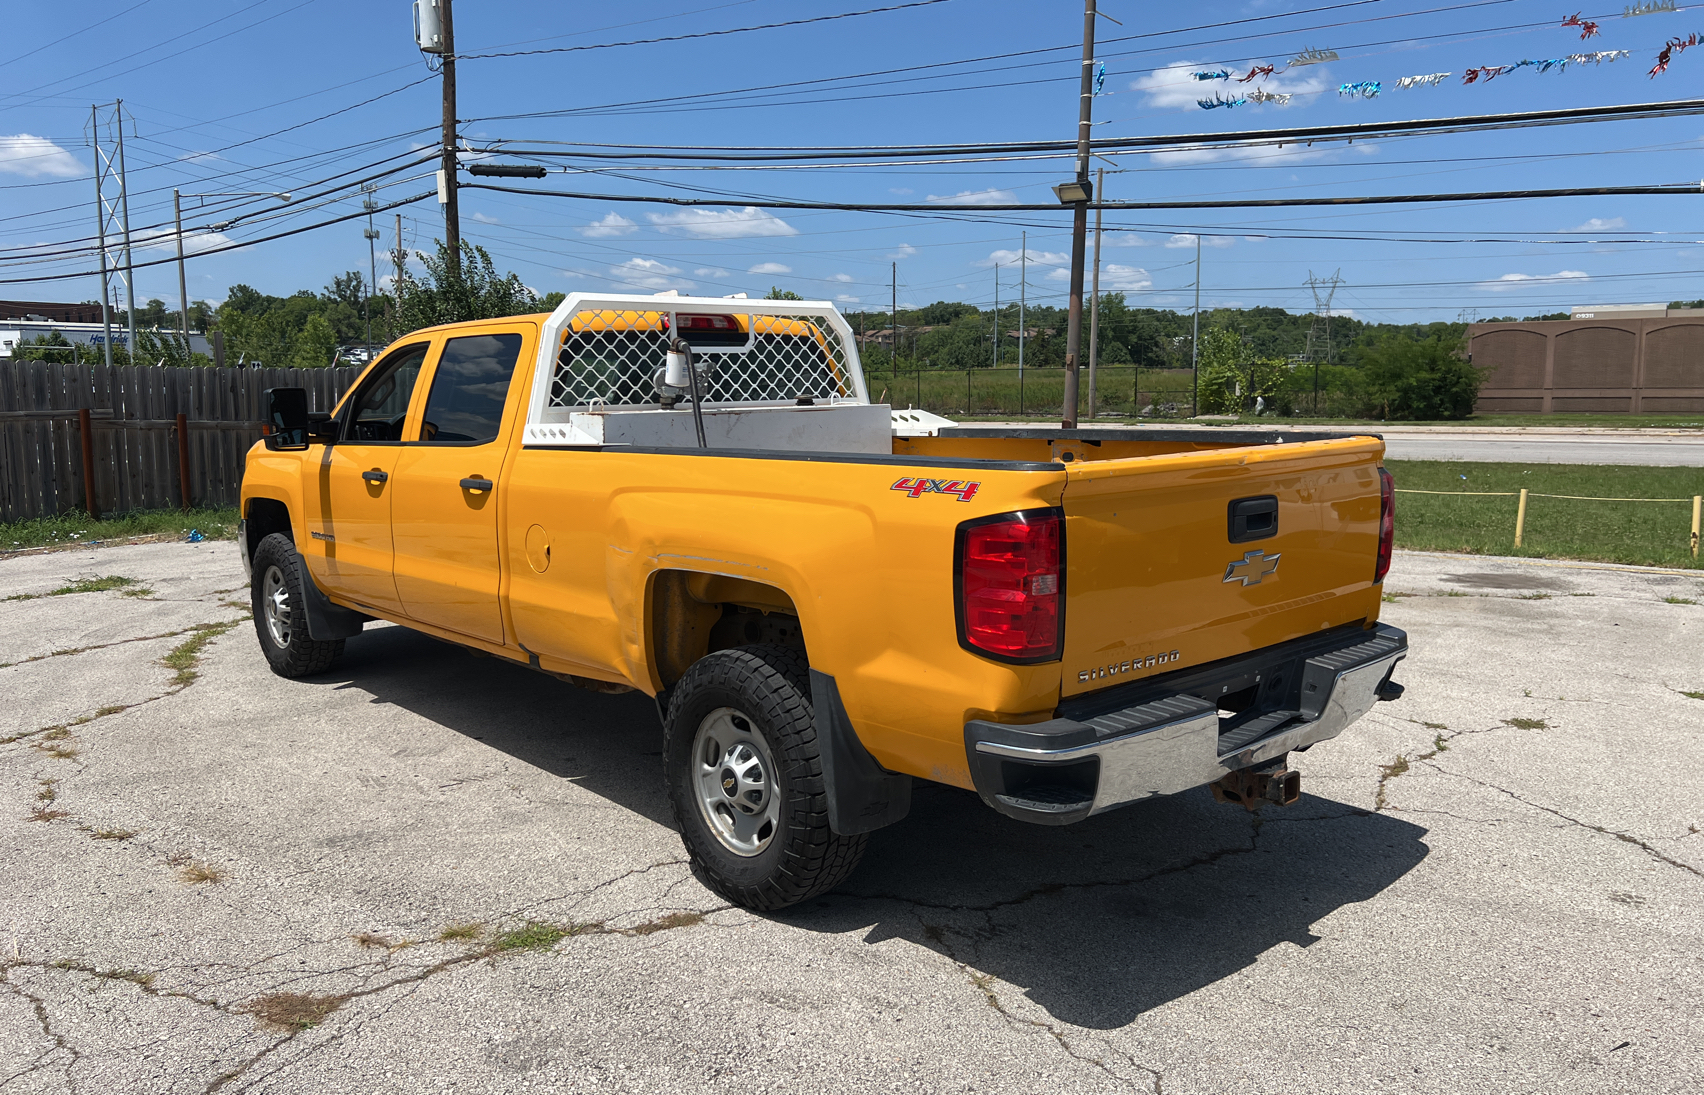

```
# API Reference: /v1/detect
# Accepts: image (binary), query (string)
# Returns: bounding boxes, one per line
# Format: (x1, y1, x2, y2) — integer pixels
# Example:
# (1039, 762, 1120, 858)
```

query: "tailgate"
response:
(1060, 436, 1385, 698)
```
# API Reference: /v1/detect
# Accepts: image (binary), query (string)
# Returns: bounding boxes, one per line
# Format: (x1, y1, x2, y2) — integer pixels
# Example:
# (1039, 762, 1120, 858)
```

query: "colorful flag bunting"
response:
(1561, 13, 1602, 39)
(1650, 32, 1701, 75)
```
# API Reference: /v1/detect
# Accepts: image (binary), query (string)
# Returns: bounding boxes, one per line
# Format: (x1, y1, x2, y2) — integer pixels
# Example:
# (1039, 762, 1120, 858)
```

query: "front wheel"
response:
(663, 645, 866, 910)
(250, 532, 344, 678)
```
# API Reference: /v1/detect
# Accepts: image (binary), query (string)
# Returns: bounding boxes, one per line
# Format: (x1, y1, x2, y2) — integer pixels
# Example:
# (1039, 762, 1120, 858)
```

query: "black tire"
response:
(664, 645, 866, 911)
(250, 532, 345, 678)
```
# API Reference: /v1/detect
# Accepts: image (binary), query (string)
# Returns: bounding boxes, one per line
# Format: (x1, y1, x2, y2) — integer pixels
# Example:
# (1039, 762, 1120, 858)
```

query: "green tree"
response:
(288, 313, 339, 369)
(1359, 334, 1483, 420)
(764, 286, 803, 300)
(394, 239, 540, 333)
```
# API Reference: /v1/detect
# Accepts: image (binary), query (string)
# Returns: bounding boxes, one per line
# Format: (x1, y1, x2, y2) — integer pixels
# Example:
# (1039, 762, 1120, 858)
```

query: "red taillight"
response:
(1375, 466, 1395, 584)
(956, 510, 1064, 663)
(677, 313, 738, 331)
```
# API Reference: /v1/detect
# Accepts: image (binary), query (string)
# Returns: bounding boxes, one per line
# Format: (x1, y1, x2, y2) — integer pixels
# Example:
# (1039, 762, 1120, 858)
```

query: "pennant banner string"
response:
(1191, 69, 1231, 81)
(1650, 31, 1700, 75)
(1561, 12, 1602, 39)
(1624, 1, 1676, 16)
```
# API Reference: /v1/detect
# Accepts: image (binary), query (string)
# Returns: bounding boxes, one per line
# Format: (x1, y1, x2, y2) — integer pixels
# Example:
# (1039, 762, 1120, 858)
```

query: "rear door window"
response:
(416, 333, 525, 444)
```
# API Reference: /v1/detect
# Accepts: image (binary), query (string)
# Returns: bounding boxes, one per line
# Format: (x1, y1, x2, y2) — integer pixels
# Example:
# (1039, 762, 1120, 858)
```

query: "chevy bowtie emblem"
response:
(1223, 549, 1281, 586)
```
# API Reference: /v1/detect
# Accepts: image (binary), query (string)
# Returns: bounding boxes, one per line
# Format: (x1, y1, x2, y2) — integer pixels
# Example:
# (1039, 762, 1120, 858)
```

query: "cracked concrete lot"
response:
(1, 541, 1701, 1094)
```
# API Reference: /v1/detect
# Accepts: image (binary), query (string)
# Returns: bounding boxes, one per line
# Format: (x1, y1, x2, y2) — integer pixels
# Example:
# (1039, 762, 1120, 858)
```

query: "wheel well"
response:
(650, 571, 805, 690)
(245, 497, 291, 560)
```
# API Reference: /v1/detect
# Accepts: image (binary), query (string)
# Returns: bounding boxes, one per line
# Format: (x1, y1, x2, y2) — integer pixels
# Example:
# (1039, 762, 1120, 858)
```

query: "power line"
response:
(460, 180, 1704, 212)
(0, 191, 436, 286)
(459, 0, 956, 59)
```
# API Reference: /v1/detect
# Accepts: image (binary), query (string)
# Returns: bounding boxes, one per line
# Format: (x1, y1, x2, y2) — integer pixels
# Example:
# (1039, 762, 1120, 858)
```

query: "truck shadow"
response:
(325, 625, 1428, 1031)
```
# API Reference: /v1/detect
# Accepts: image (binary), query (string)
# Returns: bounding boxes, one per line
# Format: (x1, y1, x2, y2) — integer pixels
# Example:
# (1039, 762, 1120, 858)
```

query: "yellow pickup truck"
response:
(240, 293, 1405, 910)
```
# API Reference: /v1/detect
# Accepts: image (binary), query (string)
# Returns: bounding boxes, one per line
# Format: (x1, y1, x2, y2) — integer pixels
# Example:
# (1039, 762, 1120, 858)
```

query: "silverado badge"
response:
(1223, 549, 1281, 586)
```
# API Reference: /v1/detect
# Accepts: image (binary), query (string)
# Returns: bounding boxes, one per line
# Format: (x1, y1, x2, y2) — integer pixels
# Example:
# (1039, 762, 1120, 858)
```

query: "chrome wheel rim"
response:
(692, 706, 780, 857)
(262, 565, 291, 649)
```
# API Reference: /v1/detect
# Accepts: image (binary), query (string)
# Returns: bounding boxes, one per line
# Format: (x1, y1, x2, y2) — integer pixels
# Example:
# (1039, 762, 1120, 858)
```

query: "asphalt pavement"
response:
(2, 541, 1701, 1094)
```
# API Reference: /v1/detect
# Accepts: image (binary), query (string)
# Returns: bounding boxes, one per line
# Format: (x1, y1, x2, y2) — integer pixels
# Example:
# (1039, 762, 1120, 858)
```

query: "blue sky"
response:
(3, 0, 1703, 324)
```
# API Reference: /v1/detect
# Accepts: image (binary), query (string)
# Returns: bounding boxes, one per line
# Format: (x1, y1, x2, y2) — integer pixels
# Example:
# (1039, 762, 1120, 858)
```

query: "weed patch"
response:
(94, 704, 126, 717)
(1504, 717, 1549, 730)
(47, 576, 143, 597)
(162, 620, 239, 685)
(1, 507, 239, 552)
(1663, 596, 1698, 605)
(34, 738, 80, 760)
(437, 923, 484, 942)
(1513, 592, 1552, 601)
(28, 805, 70, 822)
(1681, 690, 1704, 701)
(89, 827, 137, 841)
(249, 992, 346, 1031)
(488, 921, 586, 953)
(167, 854, 224, 884)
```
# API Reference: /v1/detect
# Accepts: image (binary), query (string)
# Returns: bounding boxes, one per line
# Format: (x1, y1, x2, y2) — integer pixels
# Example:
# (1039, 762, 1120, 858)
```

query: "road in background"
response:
(995, 422, 1704, 466)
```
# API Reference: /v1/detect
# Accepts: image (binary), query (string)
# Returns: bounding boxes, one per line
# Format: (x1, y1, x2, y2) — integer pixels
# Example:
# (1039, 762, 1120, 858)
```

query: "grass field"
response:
(1, 507, 240, 553)
(1388, 461, 1704, 570)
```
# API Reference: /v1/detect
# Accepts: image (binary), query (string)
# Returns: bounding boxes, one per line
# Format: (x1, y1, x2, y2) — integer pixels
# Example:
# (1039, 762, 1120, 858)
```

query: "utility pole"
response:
(174, 189, 189, 349)
(440, 0, 460, 275)
(1087, 165, 1104, 419)
(1059, 0, 1097, 428)
(1191, 234, 1201, 417)
(115, 101, 136, 354)
(890, 261, 898, 371)
(1019, 231, 1026, 376)
(393, 213, 405, 328)
(992, 263, 999, 368)
(89, 105, 113, 368)
(362, 186, 380, 347)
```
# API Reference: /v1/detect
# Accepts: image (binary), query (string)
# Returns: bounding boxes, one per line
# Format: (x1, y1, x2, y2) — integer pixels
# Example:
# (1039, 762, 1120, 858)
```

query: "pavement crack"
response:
(1432, 765, 1704, 881)
(0, 970, 84, 1093)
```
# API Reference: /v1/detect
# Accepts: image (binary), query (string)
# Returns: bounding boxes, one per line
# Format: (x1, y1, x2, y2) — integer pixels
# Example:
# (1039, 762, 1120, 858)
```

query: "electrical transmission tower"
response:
(1304, 270, 1344, 412)
(86, 101, 136, 368)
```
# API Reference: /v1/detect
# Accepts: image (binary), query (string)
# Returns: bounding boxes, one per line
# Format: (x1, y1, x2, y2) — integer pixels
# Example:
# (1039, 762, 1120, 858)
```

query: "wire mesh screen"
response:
(547, 309, 857, 410)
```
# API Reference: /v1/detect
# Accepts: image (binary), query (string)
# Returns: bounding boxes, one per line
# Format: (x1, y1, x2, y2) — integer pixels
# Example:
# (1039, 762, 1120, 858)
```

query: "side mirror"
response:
(263, 387, 310, 451)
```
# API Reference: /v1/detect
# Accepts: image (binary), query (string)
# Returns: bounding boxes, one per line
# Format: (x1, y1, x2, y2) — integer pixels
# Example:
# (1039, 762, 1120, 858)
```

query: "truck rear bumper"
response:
(964, 623, 1407, 825)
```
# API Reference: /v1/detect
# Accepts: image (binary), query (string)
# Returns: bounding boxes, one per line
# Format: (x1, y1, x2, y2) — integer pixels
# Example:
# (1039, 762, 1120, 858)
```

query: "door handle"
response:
(460, 477, 494, 493)
(362, 469, 388, 483)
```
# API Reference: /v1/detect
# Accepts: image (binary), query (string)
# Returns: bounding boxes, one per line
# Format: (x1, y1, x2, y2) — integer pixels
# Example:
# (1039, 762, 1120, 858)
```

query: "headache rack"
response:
(522, 293, 890, 451)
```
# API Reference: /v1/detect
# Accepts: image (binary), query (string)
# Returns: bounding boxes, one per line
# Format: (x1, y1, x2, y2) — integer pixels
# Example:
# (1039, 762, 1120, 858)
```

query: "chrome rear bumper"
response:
(965, 623, 1407, 825)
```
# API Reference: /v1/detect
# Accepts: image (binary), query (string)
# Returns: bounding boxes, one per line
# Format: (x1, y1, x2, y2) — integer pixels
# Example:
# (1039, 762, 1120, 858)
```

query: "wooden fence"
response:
(0, 361, 361, 523)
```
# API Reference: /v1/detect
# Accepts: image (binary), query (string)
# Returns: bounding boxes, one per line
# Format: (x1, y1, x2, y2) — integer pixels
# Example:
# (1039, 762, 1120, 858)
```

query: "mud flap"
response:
(809, 669, 912, 835)
(290, 549, 371, 641)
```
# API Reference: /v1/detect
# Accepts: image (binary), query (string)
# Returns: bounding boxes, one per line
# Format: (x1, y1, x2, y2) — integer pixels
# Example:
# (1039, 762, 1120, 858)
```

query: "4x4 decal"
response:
(891, 476, 981, 502)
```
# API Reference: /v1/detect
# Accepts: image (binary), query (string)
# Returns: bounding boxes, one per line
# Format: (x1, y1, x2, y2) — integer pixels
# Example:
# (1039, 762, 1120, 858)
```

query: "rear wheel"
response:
(250, 533, 344, 678)
(664, 645, 865, 910)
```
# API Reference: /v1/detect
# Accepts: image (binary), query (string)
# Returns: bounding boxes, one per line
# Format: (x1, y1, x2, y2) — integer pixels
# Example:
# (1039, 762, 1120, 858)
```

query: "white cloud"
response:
(1164, 234, 1235, 249)
(981, 248, 1069, 268)
(581, 212, 636, 238)
(1103, 232, 1152, 247)
(611, 258, 689, 291)
(926, 188, 1018, 206)
(836, 294, 861, 304)
(0, 134, 83, 178)
(1479, 270, 1590, 292)
(1570, 217, 1626, 233)
(1100, 264, 1153, 291)
(747, 262, 792, 275)
(1131, 60, 1325, 112)
(829, 272, 855, 283)
(470, 211, 500, 224)
(693, 267, 731, 279)
(648, 207, 798, 239)
(887, 243, 917, 260)
(134, 229, 239, 256)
